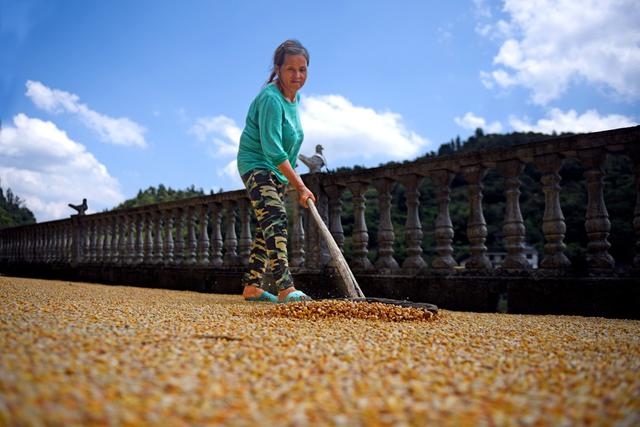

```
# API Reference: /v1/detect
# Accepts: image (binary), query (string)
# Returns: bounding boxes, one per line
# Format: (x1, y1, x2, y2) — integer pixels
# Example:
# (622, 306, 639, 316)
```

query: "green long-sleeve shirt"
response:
(237, 83, 304, 184)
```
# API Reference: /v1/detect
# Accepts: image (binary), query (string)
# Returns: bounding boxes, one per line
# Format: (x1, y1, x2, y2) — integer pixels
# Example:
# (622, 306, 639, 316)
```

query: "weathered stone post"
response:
(325, 183, 345, 253)
(83, 219, 92, 264)
(197, 204, 210, 266)
(372, 177, 399, 270)
(302, 174, 330, 268)
(347, 181, 373, 270)
(430, 169, 458, 270)
(153, 210, 164, 265)
(496, 159, 529, 270)
(209, 203, 224, 267)
(186, 205, 198, 265)
(223, 200, 238, 265)
(134, 213, 144, 264)
(398, 174, 427, 270)
(238, 198, 252, 266)
(462, 164, 491, 270)
(144, 211, 154, 264)
(101, 218, 110, 263)
(110, 216, 119, 264)
(173, 208, 185, 265)
(71, 216, 83, 266)
(118, 214, 128, 265)
(163, 209, 175, 265)
(535, 153, 570, 270)
(578, 148, 614, 270)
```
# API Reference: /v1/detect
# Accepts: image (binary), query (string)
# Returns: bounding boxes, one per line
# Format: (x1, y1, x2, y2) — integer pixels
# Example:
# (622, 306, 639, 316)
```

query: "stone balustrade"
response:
(1, 126, 639, 317)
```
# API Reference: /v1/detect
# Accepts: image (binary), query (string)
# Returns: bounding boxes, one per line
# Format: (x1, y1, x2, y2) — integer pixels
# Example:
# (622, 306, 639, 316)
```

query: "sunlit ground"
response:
(1, 276, 638, 426)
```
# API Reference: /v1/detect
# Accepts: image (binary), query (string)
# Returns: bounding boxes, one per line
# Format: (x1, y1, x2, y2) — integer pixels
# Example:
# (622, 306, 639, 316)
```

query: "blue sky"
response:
(1, 0, 638, 221)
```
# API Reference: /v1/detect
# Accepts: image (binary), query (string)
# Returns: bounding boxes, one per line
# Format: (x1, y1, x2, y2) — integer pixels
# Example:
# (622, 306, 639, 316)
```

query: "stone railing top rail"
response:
(320, 125, 639, 185)
(3, 125, 638, 231)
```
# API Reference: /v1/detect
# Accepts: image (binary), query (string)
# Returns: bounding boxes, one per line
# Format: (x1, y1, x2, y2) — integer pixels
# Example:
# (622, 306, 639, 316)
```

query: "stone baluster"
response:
(462, 165, 492, 270)
(163, 209, 175, 265)
(398, 174, 427, 270)
(55, 225, 62, 263)
(144, 211, 154, 264)
(44, 227, 49, 262)
(578, 148, 614, 269)
(82, 220, 91, 263)
(27, 229, 32, 262)
(83, 219, 92, 263)
(535, 153, 571, 270)
(209, 203, 224, 267)
(52, 226, 59, 262)
(125, 213, 135, 265)
(173, 208, 185, 265)
(110, 216, 119, 264)
(99, 218, 109, 263)
(238, 198, 252, 266)
(133, 213, 144, 264)
(287, 186, 305, 267)
(373, 177, 399, 270)
(325, 184, 345, 252)
(185, 206, 197, 265)
(44, 226, 53, 263)
(95, 219, 104, 263)
(38, 227, 45, 262)
(223, 201, 238, 265)
(347, 181, 373, 270)
(72, 216, 84, 265)
(496, 159, 529, 270)
(50, 226, 57, 262)
(153, 211, 164, 265)
(51, 226, 58, 262)
(630, 146, 640, 268)
(58, 224, 66, 263)
(430, 170, 458, 270)
(197, 204, 210, 266)
(66, 222, 74, 263)
(46, 227, 54, 262)
(118, 214, 128, 265)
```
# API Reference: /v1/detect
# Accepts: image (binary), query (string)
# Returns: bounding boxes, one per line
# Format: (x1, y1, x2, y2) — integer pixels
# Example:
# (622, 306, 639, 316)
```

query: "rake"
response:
(306, 199, 438, 313)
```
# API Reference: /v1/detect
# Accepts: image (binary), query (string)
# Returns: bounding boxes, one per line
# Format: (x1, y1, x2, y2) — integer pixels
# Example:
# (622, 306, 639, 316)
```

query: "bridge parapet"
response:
(1, 126, 639, 317)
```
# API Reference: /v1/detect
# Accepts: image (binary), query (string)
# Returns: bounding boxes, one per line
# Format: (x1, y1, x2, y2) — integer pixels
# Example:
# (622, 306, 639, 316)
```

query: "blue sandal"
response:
(244, 291, 278, 303)
(279, 290, 313, 303)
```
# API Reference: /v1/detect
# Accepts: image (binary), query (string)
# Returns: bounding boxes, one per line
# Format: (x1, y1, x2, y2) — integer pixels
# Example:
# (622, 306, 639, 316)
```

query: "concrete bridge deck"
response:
(1, 276, 638, 426)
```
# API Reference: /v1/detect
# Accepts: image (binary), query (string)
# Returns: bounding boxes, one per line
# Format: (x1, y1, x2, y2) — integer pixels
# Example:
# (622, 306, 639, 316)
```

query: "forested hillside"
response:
(112, 185, 211, 210)
(0, 184, 36, 229)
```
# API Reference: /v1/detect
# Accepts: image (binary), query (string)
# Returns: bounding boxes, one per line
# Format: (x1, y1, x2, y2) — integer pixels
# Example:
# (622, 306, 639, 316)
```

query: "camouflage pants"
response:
(240, 169, 294, 291)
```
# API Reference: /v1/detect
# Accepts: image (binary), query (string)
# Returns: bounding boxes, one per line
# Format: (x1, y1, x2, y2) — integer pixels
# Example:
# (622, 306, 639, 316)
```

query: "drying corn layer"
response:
(1, 276, 638, 426)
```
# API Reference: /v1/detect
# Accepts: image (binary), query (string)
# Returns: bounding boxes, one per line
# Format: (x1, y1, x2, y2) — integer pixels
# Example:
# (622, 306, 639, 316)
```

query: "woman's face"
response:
(277, 54, 307, 94)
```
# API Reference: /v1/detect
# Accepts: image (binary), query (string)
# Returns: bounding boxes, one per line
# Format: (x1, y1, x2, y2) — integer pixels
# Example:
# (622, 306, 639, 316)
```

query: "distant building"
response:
(486, 244, 539, 269)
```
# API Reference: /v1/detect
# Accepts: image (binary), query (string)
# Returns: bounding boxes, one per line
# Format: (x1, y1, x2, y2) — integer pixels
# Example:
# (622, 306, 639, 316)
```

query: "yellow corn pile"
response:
(267, 300, 437, 322)
(1, 276, 638, 426)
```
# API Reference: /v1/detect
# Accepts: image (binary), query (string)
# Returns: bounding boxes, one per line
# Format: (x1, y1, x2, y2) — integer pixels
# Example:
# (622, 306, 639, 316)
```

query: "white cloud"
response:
(509, 108, 637, 133)
(299, 94, 432, 162)
(190, 115, 241, 156)
(0, 114, 124, 221)
(480, 0, 640, 104)
(455, 112, 503, 133)
(192, 94, 433, 177)
(25, 80, 147, 147)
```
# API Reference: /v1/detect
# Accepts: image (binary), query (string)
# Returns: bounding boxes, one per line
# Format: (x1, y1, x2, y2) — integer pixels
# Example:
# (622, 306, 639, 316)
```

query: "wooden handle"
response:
(307, 199, 365, 298)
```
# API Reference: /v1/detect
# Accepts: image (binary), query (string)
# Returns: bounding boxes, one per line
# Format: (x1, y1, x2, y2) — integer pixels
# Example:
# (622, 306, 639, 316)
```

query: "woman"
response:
(237, 40, 316, 303)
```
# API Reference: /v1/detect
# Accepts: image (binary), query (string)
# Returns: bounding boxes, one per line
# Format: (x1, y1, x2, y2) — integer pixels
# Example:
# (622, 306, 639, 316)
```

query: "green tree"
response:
(112, 185, 207, 210)
(0, 183, 37, 229)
